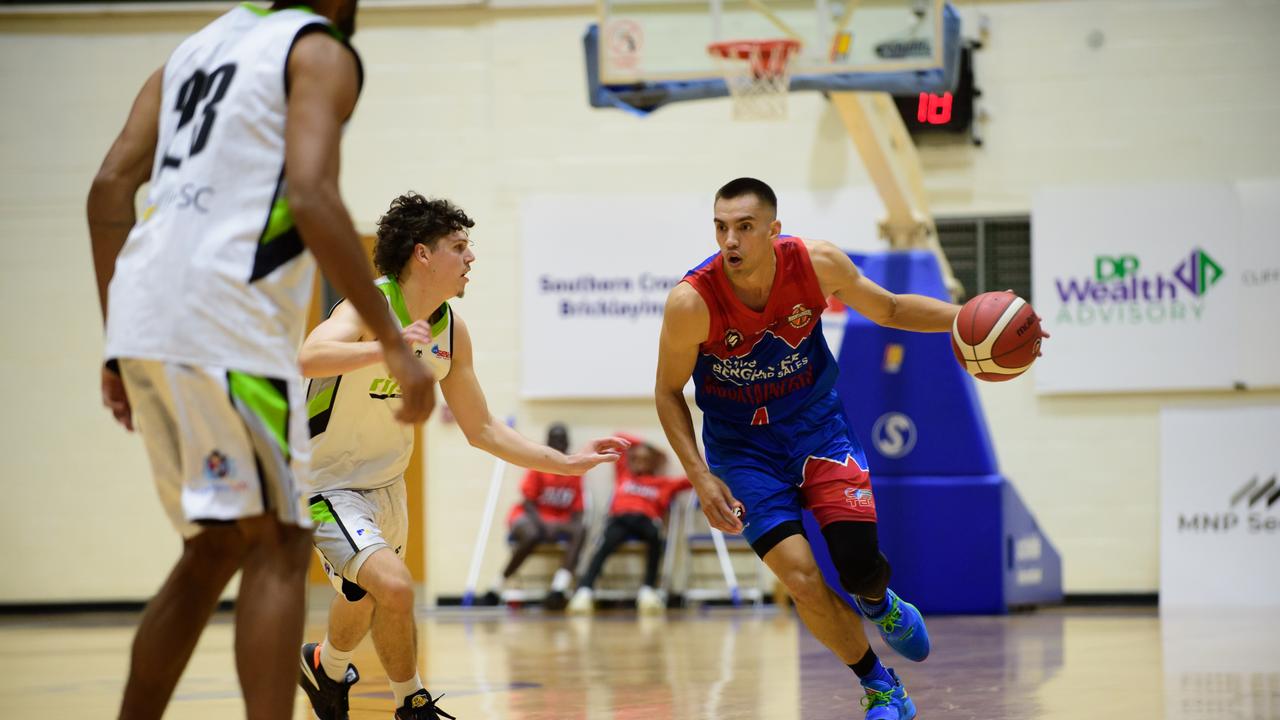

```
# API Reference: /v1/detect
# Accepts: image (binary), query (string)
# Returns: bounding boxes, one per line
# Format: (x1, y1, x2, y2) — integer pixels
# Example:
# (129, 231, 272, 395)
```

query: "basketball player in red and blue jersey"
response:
(656, 178, 961, 720)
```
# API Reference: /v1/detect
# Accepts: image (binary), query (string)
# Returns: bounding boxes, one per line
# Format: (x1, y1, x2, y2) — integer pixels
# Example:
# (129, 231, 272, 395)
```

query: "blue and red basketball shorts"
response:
(702, 390, 876, 547)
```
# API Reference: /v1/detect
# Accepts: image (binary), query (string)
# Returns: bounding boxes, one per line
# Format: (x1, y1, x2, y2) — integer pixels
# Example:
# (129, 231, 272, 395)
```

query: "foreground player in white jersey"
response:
(87, 2, 432, 719)
(297, 192, 629, 720)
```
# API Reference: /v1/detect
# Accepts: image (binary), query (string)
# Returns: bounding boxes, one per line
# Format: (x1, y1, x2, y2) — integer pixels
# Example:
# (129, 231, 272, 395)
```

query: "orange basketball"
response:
(950, 291, 1043, 382)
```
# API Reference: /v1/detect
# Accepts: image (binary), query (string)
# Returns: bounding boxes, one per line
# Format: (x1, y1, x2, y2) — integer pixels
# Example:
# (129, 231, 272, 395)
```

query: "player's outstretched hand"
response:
(564, 436, 631, 474)
(695, 474, 745, 535)
(383, 341, 435, 424)
(101, 365, 133, 431)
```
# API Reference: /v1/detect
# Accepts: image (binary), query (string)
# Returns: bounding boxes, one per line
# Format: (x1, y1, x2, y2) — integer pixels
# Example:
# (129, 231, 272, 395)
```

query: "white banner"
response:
(1033, 183, 1249, 394)
(520, 189, 883, 398)
(1160, 406, 1280, 608)
(1237, 179, 1280, 389)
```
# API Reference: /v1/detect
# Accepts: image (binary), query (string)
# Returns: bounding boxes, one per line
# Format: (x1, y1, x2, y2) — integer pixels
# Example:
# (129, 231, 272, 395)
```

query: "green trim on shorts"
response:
(309, 498, 336, 523)
(228, 371, 290, 456)
(241, 2, 315, 17)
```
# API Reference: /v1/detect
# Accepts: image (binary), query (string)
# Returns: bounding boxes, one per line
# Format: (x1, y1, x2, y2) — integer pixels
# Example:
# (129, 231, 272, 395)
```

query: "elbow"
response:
(297, 352, 321, 379)
(654, 385, 682, 410)
(285, 189, 316, 230)
(463, 421, 493, 453)
(87, 171, 130, 214)
(875, 295, 901, 329)
(284, 181, 333, 230)
(88, 172, 116, 199)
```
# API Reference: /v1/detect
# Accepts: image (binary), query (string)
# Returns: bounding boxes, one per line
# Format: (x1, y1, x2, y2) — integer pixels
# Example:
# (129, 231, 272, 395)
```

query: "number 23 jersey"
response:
(105, 5, 360, 380)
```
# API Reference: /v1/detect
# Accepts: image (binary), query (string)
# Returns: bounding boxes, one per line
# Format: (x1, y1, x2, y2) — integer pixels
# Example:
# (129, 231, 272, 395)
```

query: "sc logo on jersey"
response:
(872, 412, 917, 459)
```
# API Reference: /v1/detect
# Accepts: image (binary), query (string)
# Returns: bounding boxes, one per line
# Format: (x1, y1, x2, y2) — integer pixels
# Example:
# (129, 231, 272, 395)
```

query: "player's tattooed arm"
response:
(807, 239, 958, 333)
(655, 284, 745, 534)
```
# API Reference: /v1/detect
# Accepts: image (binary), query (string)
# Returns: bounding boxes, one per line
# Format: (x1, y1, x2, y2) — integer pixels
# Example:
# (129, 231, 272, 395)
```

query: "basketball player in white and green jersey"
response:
(296, 192, 630, 720)
(87, 2, 433, 719)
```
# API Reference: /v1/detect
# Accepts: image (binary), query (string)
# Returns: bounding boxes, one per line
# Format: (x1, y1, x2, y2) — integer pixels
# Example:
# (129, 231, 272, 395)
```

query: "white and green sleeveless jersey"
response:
(104, 3, 360, 379)
(306, 277, 454, 492)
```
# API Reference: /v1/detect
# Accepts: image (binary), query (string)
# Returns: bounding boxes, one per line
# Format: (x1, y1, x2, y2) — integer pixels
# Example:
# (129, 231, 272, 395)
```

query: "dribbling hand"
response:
(1004, 289, 1050, 357)
(695, 474, 745, 534)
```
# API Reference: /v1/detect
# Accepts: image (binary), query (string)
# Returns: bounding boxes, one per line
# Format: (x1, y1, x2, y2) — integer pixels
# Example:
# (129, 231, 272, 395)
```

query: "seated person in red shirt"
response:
(568, 433, 692, 614)
(486, 423, 587, 609)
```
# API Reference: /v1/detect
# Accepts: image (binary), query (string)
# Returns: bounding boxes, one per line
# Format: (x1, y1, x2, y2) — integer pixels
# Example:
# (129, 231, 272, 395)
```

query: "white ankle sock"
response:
(390, 673, 425, 705)
(550, 568, 572, 592)
(319, 635, 353, 683)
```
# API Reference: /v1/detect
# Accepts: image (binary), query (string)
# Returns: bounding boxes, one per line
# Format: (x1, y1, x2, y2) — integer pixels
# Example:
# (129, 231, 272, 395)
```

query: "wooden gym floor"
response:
(1, 602, 1277, 719)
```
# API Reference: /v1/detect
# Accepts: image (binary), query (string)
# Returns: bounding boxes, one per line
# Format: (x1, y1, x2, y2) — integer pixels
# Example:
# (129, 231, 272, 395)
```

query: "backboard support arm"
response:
(828, 90, 964, 301)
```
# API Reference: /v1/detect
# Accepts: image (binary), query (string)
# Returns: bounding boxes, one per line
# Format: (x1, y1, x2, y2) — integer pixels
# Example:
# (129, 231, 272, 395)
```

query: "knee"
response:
(832, 547, 891, 599)
(822, 522, 891, 599)
(514, 521, 545, 545)
(779, 565, 831, 608)
(182, 525, 248, 577)
(280, 525, 316, 566)
(372, 573, 415, 615)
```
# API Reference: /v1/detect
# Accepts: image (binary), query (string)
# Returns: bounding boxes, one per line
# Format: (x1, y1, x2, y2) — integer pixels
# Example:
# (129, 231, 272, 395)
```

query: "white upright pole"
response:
(710, 528, 742, 606)
(462, 418, 514, 606)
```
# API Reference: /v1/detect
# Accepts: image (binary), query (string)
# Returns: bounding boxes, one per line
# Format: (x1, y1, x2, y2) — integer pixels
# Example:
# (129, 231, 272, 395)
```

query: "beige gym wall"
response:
(1, 0, 1277, 602)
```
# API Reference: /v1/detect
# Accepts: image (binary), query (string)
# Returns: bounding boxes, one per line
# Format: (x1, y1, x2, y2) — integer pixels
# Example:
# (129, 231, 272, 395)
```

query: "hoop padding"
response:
(706, 39, 802, 120)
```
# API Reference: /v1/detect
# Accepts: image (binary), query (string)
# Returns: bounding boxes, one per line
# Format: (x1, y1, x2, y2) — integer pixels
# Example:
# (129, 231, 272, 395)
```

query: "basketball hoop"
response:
(707, 39, 802, 121)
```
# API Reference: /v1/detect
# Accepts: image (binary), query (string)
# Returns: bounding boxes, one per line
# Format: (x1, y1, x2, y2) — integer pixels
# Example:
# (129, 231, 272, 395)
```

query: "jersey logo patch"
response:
(204, 450, 232, 480)
(725, 329, 743, 349)
(787, 303, 813, 328)
(844, 488, 874, 509)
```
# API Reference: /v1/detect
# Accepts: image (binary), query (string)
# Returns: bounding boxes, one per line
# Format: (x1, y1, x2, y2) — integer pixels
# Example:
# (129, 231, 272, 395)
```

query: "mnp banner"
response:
(1160, 406, 1280, 608)
(519, 190, 883, 398)
(1033, 181, 1279, 394)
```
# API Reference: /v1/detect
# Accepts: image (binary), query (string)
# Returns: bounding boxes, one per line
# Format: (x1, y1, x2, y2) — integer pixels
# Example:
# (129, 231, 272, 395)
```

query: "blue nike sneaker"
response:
(860, 668, 916, 720)
(855, 588, 931, 662)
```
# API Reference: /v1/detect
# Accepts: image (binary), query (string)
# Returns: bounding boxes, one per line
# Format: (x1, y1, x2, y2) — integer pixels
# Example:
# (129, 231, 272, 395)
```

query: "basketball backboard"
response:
(597, 0, 948, 86)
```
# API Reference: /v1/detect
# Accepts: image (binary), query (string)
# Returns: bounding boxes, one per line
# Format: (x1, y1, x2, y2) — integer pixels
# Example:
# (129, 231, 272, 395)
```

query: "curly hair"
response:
(373, 192, 475, 278)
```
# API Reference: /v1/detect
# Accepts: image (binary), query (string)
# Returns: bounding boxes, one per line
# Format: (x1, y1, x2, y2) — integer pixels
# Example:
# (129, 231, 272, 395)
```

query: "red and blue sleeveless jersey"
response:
(683, 236, 838, 425)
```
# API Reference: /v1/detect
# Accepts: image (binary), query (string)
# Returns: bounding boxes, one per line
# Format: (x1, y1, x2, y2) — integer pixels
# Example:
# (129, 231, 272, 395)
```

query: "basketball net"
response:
(707, 39, 802, 121)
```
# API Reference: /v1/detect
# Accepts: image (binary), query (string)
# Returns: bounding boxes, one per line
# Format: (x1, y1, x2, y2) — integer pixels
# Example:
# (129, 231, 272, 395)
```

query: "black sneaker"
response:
(479, 590, 502, 606)
(543, 589, 568, 611)
(298, 642, 359, 720)
(395, 689, 457, 719)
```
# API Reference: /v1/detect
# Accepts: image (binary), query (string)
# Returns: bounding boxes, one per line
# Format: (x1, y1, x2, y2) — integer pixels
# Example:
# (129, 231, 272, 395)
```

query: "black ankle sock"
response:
(849, 647, 879, 678)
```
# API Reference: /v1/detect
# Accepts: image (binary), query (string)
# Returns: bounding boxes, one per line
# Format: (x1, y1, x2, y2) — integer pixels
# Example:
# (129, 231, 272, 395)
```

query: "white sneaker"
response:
(567, 587, 594, 614)
(636, 586, 665, 614)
